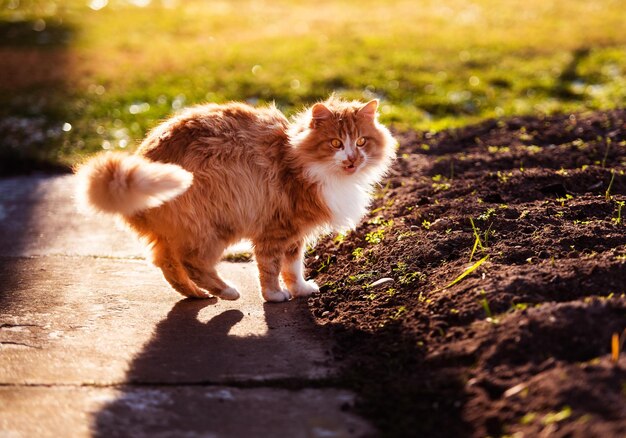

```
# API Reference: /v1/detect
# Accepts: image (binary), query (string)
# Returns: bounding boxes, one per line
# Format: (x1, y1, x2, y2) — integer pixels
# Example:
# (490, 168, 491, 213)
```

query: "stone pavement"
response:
(0, 174, 373, 438)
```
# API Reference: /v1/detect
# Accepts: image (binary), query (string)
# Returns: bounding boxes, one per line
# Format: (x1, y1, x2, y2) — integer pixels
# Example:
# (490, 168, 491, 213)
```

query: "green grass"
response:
(2, 0, 626, 169)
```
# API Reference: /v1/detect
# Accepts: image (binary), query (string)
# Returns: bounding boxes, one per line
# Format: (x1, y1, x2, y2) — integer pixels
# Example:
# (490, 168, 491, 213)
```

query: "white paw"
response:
(215, 286, 240, 301)
(262, 289, 291, 303)
(290, 280, 319, 297)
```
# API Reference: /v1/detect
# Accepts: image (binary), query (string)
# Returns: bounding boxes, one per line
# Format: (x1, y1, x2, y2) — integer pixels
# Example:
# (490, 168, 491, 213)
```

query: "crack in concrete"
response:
(0, 323, 43, 329)
(0, 254, 146, 261)
(0, 341, 41, 349)
(0, 377, 344, 391)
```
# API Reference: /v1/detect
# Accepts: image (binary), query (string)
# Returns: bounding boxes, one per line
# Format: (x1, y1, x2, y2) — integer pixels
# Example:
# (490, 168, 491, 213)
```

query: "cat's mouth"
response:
(343, 164, 358, 174)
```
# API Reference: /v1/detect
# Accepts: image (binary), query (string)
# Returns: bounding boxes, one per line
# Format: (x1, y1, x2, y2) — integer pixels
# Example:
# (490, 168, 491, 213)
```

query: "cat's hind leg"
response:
(184, 244, 241, 301)
(254, 242, 291, 303)
(281, 240, 319, 298)
(151, 240, 212, 299)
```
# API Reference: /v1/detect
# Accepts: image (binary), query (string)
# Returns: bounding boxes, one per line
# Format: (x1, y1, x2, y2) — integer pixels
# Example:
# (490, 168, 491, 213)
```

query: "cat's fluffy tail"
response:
(75, 152, 193, 216)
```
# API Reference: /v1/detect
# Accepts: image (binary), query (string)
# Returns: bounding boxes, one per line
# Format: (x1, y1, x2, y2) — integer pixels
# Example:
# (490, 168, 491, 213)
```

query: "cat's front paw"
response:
(290, 280, 319, 298)
(215, 286, 241, 301)
(262, 289, 291, 303)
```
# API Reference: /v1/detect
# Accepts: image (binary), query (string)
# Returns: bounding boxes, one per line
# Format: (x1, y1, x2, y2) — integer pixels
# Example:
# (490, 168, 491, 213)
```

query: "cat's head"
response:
(289, 97, 396, 184)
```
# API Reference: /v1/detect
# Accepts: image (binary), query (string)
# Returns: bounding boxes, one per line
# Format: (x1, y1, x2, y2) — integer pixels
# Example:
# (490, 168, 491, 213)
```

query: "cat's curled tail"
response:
(75, 152, 193, 216)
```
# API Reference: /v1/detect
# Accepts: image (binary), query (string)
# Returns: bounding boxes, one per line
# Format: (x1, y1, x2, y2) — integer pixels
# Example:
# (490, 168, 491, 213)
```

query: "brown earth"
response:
(306, 110, 626, 437)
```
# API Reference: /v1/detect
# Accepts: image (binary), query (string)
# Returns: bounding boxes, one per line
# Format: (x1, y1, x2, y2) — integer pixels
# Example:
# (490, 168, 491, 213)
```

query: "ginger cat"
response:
(76, 97, 396, 302)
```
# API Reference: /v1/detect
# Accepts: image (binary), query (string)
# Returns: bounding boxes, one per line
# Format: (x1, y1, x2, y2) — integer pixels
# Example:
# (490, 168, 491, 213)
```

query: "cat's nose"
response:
(346, 152, 357, 163)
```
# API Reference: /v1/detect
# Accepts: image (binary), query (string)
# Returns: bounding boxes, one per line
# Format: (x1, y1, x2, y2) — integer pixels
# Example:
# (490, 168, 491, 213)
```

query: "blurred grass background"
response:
(1, 0, 625, 173)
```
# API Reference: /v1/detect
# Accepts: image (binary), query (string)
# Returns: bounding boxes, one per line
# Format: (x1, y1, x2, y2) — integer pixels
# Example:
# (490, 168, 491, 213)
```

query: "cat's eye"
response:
(356, 137, 367, 147)
(331, 139, 343, 149)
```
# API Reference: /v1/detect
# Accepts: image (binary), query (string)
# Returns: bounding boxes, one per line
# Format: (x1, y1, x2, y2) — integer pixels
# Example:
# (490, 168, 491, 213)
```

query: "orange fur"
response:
(75, 98, 396, 302)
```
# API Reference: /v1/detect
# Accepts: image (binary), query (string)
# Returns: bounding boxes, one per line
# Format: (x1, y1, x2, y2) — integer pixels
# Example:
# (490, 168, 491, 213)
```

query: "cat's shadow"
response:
(92, 296, 327, 436)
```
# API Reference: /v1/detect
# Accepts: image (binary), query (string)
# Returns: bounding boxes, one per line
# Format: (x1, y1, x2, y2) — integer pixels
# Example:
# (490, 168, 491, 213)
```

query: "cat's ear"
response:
(310, 103, 333, 128)
(357, 99, 379, 120)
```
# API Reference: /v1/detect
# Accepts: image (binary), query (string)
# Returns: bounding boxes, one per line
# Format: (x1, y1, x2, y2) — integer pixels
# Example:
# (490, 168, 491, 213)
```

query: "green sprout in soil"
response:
(348, 272, 373, 283)
(365, 218, 394, 244)
(520, 412, 537, 425)
(605, 170, 616, 200)
(478, 207, 496, 221)
(400, 271, 426, 285)
(435, 255, 489, 292)
(510, 302, 531, 312)
(432, 182, 452, 192)
(321, 281, 340, 294)
(556, 194, 573, 207)
(487, 145, 511, 154)
(393, 261, 408, 273)
(373, 181, 391, 200)
(422, 219, 432, 230)
(479, 289, 499, 323)
(396, 231, 416, 241)
(393, 262, 426, 285)
(390, 305, 407, 320)
(497, 171, 513, 183)
(334, 232, 347, 245)
(316, 254, 334, 273)
(541, 406, 572, 425)
(480, 290, 492, 318)
(525, 145, 542, 154)
(366, 229, 386, 244)
(352, 247, 365, 260)
(431, 174, 452, 192)
(469, 218, 492, 261)
(613, 200, 625, 225)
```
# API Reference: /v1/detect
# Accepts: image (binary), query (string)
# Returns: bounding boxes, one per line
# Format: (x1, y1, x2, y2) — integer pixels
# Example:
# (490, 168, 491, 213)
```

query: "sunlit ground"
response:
(1, 0, 625, 169)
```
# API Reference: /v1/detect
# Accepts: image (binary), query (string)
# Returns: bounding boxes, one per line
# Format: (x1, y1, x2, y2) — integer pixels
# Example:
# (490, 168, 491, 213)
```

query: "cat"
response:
(75, 96, 396, 302)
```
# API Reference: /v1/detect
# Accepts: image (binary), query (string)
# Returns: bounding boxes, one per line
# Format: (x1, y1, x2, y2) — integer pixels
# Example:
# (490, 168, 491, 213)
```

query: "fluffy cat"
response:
(76, 96, 396, 302)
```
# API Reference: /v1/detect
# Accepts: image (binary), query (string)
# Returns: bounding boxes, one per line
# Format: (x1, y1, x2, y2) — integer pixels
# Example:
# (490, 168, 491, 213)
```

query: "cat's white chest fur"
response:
(319, 177, 370, 231)
(305, 164, 373, 232)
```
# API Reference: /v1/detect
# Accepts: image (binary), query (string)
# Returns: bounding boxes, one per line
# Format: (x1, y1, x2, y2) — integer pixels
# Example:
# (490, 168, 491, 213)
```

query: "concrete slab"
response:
(0, 386, 373, 438)
(0, 257, 334, 384)
(0, 174, 144, 258)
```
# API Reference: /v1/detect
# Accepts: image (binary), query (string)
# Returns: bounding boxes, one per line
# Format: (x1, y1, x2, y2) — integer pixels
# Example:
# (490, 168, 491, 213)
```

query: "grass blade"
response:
(469, 235, 480, 262)
(437, 255, 489, 292)
(470, 218, 485, 250)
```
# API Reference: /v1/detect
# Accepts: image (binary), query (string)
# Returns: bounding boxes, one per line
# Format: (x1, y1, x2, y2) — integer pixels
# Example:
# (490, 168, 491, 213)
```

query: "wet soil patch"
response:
(307, 110, 626, 437)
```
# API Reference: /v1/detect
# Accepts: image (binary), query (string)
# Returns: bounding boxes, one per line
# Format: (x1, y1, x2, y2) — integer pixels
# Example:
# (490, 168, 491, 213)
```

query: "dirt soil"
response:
(307, 110, 626, 437)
